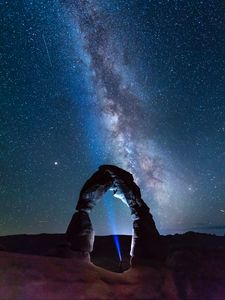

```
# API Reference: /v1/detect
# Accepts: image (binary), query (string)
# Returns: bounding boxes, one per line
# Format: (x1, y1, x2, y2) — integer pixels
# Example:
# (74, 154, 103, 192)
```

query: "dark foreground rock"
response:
(0, 247, 225, 300)
(0, 232, 225, 299)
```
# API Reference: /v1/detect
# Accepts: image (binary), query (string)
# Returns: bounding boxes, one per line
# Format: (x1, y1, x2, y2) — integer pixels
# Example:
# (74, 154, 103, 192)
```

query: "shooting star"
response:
(42, 33, 53, 68)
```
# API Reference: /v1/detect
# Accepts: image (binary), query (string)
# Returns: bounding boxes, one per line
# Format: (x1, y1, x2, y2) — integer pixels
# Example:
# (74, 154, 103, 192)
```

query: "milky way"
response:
(62, 0, 189, 231)
(2, 0, 225, 236)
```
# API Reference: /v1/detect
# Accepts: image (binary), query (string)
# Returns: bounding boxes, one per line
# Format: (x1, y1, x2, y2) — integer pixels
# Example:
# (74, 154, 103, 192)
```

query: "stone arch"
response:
(66, 165, 160, 265)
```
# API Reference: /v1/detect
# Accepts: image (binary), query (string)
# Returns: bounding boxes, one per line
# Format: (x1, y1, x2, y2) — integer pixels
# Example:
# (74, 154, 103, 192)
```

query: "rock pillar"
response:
(66, 211, 94, 253)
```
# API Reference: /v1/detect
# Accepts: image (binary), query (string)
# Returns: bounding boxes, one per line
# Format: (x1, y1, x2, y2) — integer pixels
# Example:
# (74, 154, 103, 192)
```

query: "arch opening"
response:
(91, 189, 132, 271)
(66, 165, 160, 268)
(91, 189, 132, 236)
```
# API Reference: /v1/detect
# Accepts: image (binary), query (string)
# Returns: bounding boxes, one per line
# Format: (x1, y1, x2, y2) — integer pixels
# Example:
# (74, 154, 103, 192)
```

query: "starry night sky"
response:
(1, 0, 225, 236)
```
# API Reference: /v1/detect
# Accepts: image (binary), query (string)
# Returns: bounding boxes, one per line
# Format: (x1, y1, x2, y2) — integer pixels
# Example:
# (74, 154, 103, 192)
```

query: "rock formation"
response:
(66, 165, 160, 266)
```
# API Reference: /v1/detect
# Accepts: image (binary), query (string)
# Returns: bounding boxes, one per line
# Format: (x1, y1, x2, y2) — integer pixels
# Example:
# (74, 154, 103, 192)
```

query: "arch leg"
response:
(66, 211, 94, 254)
(130, 213, 161, 266)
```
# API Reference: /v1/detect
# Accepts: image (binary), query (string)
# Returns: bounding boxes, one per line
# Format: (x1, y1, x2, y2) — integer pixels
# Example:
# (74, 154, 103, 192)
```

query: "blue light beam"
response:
(103, 191, 123, 261)
(113, 235, 122, 261)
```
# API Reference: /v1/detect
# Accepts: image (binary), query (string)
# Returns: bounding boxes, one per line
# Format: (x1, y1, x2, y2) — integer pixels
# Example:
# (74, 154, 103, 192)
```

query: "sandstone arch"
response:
(66, 165, 160, 265)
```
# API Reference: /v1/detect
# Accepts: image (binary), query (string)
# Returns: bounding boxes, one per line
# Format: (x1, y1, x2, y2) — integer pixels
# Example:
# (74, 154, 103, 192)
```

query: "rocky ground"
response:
(0, 232, 225, 300)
